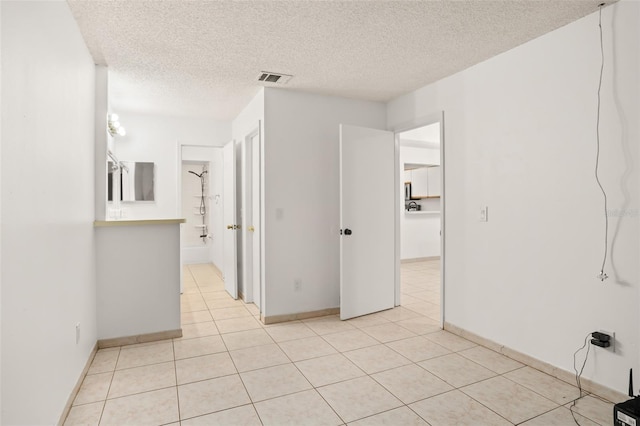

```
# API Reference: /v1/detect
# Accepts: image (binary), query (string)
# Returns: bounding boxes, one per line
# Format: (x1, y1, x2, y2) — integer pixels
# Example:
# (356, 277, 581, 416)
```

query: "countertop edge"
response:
(94, 218, 186, 227)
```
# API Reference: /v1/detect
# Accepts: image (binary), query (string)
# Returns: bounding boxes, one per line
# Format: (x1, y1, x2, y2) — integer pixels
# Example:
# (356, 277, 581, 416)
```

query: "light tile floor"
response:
(65, 261, 613, 425)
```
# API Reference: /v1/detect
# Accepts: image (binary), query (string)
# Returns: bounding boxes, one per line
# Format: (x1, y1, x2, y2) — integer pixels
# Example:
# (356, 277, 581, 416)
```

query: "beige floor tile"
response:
(221, 328, 274, 351)
(360, 322, 417, 343)
(178, 321, 220, 340)
(520, 406, 599, 426)
(409, 390, 512, 426)
(245, 303, 260, 315)
(116, 341, 174, 370)
(201, 290, 232, 301)
(101, 388, 179, 426)
(173, 335, 226, 360)
(73, 372, 112, 405)
(178, 374, 251, 419)
(322, 329, 379, 352)
(182, 310, 213, 325)
(265, 321, 317, 342)
(461, 376, 557, 424)
(63, 401, 103, 426)
(403, 301, 440, 318)
(303, 315, 357, 335)
(317, 376, 402, 423)
(229, 343, 290, 372)
(181, 404, 261, 426)
(372, 364, 453, 404)
(175, 352, 237, 385)
(87, 349, 119, 375)
(399, 294, 423, 305)
(108, 361, 176, 398)
(419, 353, 496, 387)
(241, 363, 312, 402)
(566, 395, 613, 425)
(215, 316, 262, 334)
(295, 353, 366, 387)
(344, 314, 391, 329)
(424, 330, 476, 352)
(344, 344, 412, 374)
(458, 346, 523, 374)
(395, 317, 441, 335)
(255, 389, 342, 426)
(210, 306, 252, 320)
(278, 336, 338, 361)
(206, 297, 244, 309)
(386, 336, 450, 362)
(181, 300, 209, 313)
(375, 307, 422, 322)
(504, 366, 580, 405)
(348, 406, 429, 426)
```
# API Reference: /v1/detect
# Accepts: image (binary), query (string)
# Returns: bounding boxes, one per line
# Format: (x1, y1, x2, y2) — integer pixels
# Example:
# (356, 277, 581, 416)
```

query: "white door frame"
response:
(389, 111, 445, 327)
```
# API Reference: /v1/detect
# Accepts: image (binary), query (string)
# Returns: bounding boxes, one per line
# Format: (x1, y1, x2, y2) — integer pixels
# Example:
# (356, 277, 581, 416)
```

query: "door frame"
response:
(389, 111, 445, 327)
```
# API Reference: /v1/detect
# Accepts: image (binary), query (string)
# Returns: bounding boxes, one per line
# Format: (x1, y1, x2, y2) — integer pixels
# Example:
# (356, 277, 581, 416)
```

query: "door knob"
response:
(227, 224, 234, 230)
(248, 226, 255, 232)
(344, 228, 353, 235)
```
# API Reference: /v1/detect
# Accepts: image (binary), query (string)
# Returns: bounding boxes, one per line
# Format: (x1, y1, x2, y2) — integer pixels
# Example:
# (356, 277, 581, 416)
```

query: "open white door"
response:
(223, 140, 238, 299)
(340, 124, 395, 320)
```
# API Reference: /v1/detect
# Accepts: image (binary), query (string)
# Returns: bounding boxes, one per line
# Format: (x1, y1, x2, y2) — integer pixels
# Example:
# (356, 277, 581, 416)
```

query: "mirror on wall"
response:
(108, 161, 155, 202)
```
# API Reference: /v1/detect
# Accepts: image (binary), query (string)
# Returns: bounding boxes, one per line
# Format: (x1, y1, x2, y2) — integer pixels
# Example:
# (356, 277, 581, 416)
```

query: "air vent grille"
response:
(257, 71, 292, 84)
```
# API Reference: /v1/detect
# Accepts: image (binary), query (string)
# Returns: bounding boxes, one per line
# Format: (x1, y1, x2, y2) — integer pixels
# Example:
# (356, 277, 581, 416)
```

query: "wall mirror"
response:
(108, 161, 155, 202)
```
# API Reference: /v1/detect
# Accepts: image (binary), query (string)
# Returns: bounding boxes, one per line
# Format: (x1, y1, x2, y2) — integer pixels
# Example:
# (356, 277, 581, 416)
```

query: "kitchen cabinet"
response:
(405, 164, 440, 199)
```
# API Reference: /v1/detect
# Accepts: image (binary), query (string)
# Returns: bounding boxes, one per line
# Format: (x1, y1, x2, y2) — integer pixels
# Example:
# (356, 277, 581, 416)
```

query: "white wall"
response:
(263, 89, 386, 317)
(401, 144, 441, 259)
(109, 111, 230, 220)
(387, 1, 639, 395)
(1, 2, 97, 424)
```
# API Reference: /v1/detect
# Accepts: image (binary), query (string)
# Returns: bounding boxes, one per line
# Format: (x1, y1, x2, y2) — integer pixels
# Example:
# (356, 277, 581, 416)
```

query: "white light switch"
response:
(480, 206, 488, 222)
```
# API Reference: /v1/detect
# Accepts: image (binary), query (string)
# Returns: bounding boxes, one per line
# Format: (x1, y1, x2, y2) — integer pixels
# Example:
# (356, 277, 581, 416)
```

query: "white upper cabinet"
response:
(427, 166, 440, 197)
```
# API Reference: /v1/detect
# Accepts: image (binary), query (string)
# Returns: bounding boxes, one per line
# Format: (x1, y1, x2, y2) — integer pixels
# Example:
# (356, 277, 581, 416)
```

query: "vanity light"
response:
(107, 113, 126, 137)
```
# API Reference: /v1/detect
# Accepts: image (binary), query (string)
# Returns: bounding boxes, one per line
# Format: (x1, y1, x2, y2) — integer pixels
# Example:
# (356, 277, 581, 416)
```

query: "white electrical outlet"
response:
(294, 279, 302, 291)
(75, 323, 81, 344)
(480, 206, 489, 222)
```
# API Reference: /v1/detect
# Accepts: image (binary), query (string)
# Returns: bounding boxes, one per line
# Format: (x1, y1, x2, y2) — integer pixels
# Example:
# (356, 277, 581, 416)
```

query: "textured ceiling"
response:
(68, 0, 609, 121)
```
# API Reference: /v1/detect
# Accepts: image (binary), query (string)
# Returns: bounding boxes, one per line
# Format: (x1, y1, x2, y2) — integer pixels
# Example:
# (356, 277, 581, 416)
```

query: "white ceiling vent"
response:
(257, 71, 292, 85)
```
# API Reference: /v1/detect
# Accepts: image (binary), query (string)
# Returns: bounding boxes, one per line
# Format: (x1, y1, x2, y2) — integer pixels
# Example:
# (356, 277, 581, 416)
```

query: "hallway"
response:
(64, 264, 613, 425)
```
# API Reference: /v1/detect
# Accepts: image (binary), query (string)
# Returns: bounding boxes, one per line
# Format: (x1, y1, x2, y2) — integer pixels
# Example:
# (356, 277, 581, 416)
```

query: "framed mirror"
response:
(108, 161, 155, 202)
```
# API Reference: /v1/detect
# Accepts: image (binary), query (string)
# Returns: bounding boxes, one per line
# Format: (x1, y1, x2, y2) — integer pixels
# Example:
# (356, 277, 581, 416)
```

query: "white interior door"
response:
(251, 131, 261, 310)
(223, 140, 238, 299)
(340, 124, 396, 320)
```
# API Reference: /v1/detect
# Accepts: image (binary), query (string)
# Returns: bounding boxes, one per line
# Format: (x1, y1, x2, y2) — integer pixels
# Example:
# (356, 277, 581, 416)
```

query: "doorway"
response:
(394, 117, 444, 326)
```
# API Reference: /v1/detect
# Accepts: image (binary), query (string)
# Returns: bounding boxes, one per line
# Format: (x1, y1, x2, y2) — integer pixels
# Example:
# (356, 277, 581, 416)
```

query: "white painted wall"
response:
(401, 144, 441, 259)
(109, 111, 230, 220)
(1, 2, 97, 424)
(263, 89, 386, 317)
(387, 1, 639, 395)
(96, 224, 181, 339)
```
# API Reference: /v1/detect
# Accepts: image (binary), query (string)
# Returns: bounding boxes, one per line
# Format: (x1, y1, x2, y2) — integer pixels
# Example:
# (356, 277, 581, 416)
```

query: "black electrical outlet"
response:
(592, 331, 611, 342)
(591, 338, 611, 348)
